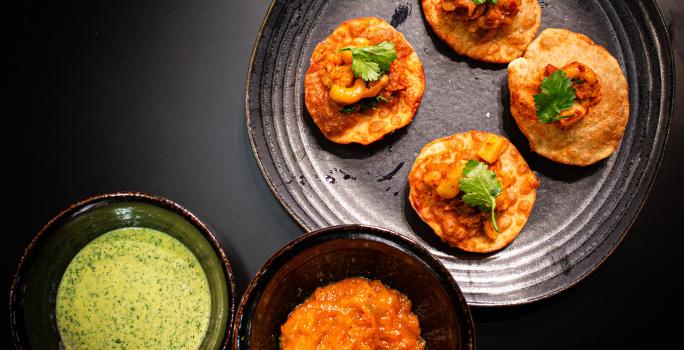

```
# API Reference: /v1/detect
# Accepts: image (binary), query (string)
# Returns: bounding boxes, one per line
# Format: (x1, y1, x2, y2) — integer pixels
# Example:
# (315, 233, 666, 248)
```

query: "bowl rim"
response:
(7, 191, 238, 350)
(231, 224, 476, 350)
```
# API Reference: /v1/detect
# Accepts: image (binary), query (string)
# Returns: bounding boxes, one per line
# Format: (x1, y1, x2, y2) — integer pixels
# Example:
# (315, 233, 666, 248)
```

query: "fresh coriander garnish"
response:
(534, 70, 577, 123)
(472, 0, 498, 5)
(339, 41, 397, 82)
(339, 95, 391, 114)
(340, 105, 358, 114)
(459, 160, 503, 233)
(360, 95, 390, 110)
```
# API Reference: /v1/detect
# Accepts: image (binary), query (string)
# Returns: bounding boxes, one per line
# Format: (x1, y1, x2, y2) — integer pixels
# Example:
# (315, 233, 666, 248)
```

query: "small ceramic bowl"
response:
(8, 192, 237, 349)
(232, 225, 475, 349)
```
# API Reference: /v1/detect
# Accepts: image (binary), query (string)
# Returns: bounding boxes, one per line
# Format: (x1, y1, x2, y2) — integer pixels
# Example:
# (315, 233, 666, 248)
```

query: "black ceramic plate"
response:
(246, 0, 674, 305)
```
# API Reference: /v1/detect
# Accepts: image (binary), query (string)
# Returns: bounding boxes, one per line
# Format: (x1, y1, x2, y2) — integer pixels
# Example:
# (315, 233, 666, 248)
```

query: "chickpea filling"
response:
(420, 135, 515, 240)
(318, 37, 406, 113)
(440, 0, 521, 32)
(543, 62, 602, 128)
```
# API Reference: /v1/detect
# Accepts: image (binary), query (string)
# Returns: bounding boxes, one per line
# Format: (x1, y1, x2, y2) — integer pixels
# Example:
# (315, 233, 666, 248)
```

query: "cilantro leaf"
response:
(339, 95, 391, 114)
(459, 160, 502, 233)
(360, 95, 390, 110)
(340, 105, 358, 114)
(534, 70, 577, 123)
(340, 41, 397, 82)
(471, 0, 498, 4)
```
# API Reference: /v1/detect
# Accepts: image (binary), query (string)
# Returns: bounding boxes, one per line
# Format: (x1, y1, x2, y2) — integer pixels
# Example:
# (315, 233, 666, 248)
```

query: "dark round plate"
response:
(246, 0, 674, 305)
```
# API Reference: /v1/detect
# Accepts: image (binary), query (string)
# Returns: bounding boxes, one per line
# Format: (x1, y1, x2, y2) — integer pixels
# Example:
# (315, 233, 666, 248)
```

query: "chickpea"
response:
(423, 170, 443, 187)
(352, 37, 371, 47)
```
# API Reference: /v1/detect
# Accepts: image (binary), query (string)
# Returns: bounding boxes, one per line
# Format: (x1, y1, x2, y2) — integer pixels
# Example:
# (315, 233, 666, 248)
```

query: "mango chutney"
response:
(280, 277, 425, 350)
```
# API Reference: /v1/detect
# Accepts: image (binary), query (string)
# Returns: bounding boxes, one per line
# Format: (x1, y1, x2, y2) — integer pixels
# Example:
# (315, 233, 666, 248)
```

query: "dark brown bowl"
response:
(8, 192, 237, 349)
(232, 225, 475, 349)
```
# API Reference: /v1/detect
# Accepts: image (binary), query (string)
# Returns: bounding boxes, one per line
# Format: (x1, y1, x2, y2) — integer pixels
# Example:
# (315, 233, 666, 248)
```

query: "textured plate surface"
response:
(246, 0, 673, 305)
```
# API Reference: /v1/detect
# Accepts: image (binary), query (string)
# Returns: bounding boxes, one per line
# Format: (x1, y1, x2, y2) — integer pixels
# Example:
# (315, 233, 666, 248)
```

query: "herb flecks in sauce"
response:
(56, 227, 211, 350)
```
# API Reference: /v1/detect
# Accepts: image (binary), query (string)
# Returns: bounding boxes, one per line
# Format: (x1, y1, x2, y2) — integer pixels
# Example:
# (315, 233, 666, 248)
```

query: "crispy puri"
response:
(508, 28, 630, 166)
(408, 131, 539, 253)
(421, 0, 541, 63)
(304, 17, 425, 145)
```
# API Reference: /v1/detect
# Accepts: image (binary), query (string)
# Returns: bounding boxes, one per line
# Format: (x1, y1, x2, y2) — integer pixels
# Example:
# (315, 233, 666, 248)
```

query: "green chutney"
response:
(56, 227, 211, 350)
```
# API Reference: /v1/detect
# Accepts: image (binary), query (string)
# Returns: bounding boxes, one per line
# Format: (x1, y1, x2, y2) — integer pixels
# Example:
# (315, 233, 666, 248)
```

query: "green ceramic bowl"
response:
(9, 192, 237, 349)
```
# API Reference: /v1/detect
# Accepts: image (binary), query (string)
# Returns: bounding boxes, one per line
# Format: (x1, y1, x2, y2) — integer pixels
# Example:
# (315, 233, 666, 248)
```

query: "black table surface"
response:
(7, 0, 683, 348)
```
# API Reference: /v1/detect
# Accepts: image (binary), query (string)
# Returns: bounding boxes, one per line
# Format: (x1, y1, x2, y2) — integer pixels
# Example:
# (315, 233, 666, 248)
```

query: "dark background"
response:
(7, 0, 683, 348)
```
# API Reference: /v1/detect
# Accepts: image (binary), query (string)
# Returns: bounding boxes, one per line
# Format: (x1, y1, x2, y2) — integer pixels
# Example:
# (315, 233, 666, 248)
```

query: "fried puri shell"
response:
(304, 17, 425, 145)
(508, 29, 630, 166)
(421, 0, 541, 63)
(409, 131, 538, 253)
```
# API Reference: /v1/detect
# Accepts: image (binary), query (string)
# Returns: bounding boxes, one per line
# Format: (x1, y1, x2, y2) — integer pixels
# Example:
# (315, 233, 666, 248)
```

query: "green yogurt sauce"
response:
(56, 227, 211, 350)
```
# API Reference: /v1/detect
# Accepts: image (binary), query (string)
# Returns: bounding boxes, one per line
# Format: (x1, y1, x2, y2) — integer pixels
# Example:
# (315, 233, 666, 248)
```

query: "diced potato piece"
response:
(352, 37, 371, 47)
(446, 163, 465, 182)
(436, 179, 458, 199)
(436, 162, 465, 199)
(478, 135, 506, 163)
(341, 50, 353, 65)
(423, 170, 442, 187)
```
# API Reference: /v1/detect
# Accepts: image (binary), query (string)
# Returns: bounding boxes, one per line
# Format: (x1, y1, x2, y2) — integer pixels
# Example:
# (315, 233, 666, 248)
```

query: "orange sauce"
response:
(280, 277, 425, 350)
